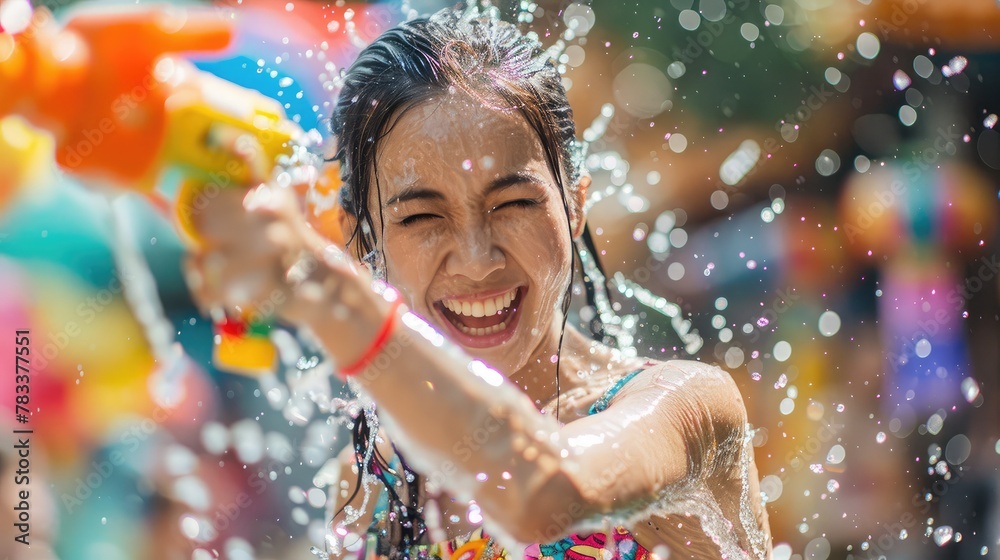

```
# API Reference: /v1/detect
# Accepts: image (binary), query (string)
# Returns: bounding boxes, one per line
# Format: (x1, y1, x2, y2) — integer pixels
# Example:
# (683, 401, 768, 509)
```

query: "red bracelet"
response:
(338, 297, 404, 378)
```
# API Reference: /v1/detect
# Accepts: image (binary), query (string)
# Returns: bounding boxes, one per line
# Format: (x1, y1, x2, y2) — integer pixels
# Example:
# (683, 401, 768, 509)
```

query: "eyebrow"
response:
(383, 171, 546, 207)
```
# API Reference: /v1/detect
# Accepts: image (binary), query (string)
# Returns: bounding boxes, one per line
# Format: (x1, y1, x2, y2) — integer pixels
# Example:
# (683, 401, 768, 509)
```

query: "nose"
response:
(444, 224, 505, 282)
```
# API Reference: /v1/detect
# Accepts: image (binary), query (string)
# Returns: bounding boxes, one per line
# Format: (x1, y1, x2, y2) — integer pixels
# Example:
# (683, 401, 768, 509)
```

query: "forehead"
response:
(374, 90, 551, 188)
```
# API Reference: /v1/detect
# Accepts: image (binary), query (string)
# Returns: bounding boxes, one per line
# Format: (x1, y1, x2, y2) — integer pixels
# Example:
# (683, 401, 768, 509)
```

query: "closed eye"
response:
(400, 213, 442, 226)
(491, 199, 540, 213)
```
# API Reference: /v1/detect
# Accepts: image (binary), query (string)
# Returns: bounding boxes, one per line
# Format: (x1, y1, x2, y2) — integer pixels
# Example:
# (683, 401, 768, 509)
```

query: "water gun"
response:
(0, 3, 344, 374)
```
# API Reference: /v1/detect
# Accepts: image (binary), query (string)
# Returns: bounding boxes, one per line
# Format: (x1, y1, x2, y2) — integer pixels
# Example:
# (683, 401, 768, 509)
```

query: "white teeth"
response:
(442, 288, 518, 317)
(456, 320, 508, 336)
(483, 298, 497, 317)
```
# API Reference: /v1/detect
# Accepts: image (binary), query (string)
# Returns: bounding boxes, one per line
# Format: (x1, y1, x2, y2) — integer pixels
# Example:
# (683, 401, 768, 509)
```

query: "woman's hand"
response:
(181, 178, 361, 329)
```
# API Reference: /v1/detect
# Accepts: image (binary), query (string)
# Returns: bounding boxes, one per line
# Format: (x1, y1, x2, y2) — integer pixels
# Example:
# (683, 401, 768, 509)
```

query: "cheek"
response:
(497, 207, 572, 283)
(382, 229, 443, 304)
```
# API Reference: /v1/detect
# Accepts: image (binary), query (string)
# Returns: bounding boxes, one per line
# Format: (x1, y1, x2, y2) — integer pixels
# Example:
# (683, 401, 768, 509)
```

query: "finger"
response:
(194, 249, 285, 311)
(182, 255, 211, 317)
(190, 188, 284, 250)
(248, 185, 355, 272)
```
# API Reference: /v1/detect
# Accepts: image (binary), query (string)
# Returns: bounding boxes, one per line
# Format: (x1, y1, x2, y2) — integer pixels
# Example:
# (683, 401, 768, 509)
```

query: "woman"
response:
(185, 5, 772, 560)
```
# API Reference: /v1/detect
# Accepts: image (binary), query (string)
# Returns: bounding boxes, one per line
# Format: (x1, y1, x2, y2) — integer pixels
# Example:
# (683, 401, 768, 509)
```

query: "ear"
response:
(570, 173, 590, 240)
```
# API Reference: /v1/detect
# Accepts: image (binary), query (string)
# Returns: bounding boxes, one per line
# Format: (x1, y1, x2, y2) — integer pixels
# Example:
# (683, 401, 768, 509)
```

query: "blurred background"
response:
(1, 0, 998, 558)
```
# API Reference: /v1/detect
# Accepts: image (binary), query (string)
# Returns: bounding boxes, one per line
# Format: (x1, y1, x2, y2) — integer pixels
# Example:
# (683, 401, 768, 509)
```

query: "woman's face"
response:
(357, 90, 585, 375)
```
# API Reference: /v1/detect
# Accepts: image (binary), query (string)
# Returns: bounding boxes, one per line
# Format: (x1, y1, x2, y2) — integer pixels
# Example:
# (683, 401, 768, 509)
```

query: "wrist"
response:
(305, 272, 405, 376)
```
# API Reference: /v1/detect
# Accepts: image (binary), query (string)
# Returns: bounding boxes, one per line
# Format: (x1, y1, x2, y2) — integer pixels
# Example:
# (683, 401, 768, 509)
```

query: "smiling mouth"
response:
(434, 286, 525, 340)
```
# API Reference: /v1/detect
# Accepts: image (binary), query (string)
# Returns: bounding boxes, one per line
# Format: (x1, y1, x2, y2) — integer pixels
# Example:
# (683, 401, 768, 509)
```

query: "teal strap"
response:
(589, 368, 645, 415)
(369, 454, 403, 531)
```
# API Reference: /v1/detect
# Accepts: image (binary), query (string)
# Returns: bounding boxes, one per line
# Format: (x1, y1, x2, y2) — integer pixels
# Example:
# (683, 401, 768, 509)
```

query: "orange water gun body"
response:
(0, 4, 333, 374)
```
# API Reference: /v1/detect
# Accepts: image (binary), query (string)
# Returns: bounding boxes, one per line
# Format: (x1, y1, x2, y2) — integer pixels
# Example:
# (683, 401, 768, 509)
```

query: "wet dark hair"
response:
(332, 6, 584, 256)
(329, 5, 602, 558)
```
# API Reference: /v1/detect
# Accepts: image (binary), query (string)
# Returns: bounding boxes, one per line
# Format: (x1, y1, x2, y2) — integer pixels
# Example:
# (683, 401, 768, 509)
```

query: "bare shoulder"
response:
(621, 359, 748, 429)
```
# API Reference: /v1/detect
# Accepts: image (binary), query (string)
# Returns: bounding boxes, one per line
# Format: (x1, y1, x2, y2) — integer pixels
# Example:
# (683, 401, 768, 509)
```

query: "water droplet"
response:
(892, 69, 912, 90)
(774, 373, 788, 389)
(101, 516, 107, 525)
(668, 133, 688, 153)
(933, 525, 954, 546)
(941, 56, 967, 77)
(876, 431, 886, 444)
(818, 310, 841, 336)
(779, 397, 795, 415)
(961, 377, 981, 403)
(899, 529, 908, 540)
(751, 371, 762, 381)
(826, 479, 840, 492)
(764, 4, 784, 25)
(928, 413, 945, 435)
(815, 149, 841, 176)
(740, 22, 760, 42)
(856, 32, 880, 59)
(826, 444, 846, 464)
(836, 403, 845, 412)
(773, 341, 792, 362)
(180, 515, 201, 539)
(985, 114, 998, 129)
(915, 338, 932, 358)
(678, 9, 700, 31)
(911, 55, 933, 78)
(760, 475, 783, 502)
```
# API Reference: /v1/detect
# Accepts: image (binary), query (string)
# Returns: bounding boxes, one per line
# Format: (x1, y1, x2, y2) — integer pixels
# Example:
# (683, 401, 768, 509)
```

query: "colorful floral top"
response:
(360, 369, 651, 560)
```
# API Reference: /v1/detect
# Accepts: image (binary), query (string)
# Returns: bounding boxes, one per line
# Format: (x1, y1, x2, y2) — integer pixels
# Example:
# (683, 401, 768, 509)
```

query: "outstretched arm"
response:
(306, 282, 746, 544)
(187, 186, 745, 545)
